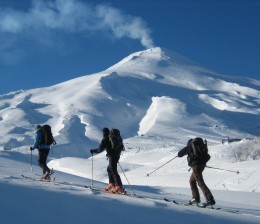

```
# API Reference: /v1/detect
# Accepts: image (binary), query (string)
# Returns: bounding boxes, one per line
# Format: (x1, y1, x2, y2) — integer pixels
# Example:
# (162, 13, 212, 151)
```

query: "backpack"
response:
(188, 137, 210, 165)
(40, 124, 56, 146)
(109, 128, 124, 153)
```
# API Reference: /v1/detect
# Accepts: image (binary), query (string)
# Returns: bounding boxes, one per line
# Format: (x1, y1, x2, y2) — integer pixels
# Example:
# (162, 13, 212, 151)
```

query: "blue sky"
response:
(0, 0, 259, 94)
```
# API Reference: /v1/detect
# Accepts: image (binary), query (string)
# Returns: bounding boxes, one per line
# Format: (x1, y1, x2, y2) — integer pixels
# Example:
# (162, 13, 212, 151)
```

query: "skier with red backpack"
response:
(90, 127, 125, 194)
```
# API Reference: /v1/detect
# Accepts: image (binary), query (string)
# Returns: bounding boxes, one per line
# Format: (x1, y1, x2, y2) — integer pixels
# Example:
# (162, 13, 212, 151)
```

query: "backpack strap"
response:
(191, 142, 197, 155)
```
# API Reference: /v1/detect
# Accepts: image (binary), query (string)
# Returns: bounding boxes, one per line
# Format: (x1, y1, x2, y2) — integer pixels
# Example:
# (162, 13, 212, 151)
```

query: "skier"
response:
(177, 138, 216, 207)
(90, 127, 125, 194)
(30, 125, 51, 180)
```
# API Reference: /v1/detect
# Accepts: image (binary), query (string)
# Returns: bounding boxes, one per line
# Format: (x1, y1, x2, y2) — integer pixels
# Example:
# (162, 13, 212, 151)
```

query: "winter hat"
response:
(187, 139, 193, 145)
(103, 127, 109, 135)
(35, 124, 41, 130)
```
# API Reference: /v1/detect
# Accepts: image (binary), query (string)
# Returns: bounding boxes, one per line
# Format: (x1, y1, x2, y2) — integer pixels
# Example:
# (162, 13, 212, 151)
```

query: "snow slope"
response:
(0, 47, 260, 223)
(1, 141, 260, 224)
(0, 47, 259, 156)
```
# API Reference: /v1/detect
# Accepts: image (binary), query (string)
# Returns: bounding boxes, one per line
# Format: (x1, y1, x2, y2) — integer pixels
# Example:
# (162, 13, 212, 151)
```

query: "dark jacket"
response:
(31, 128, 50, 150)
(178, 141, 205, 167)
(95, 133, 117, 156)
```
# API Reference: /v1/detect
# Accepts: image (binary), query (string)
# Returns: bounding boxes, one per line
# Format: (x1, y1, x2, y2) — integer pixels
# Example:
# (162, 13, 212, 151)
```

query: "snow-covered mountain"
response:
(1, 47, 260, 224)
(0, 47, 259, 157)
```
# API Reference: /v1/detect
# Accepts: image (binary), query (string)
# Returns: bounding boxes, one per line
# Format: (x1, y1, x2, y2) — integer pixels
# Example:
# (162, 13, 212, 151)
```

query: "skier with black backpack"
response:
(30, 124, 56, 180)
(90, 127, 125, 194)
(177, 137, 216, 207)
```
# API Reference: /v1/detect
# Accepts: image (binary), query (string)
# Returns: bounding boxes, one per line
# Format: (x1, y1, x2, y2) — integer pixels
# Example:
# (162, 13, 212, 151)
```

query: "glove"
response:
(177, 152, 182, 157)
(90, 149, 97, 154)
(30, 147, 33, 151)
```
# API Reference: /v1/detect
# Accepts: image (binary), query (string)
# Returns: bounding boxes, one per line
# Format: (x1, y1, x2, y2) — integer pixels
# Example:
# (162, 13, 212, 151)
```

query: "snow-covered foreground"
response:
(1, 137, 260, 224)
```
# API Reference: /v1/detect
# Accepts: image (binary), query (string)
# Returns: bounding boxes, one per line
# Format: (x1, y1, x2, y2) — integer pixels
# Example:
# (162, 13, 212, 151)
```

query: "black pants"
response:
(38, 149, 50, 174)
(190, 164, 214, 202)
(107, 154, 122, 186)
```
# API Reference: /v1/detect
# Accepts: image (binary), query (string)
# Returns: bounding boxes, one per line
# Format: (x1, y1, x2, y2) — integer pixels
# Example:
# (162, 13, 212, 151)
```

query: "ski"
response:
(197, 204, 240, 213)
(163, 198, 240, 214)
(21, 174, 55, 182)
(84, 186, 128, 196)
(163, 197, 180, 205)
(197, 203, 222, 210)
(21, 174, 35, 181)
(21, 174, 91, 188)
(101, 189, 127, 195)
(85, 186, 149, 199)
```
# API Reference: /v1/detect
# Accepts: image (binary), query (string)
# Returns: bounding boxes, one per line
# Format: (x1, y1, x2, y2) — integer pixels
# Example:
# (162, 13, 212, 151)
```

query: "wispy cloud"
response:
(0, 0, 154, 49)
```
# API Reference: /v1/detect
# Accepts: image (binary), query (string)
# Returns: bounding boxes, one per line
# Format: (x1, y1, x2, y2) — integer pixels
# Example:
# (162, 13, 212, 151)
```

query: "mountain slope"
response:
(0, 47, 259, 157)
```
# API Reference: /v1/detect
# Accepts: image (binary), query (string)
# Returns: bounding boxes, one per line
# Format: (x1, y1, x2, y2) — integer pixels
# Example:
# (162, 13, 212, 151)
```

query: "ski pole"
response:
(30, 150, 33, 172)
(91, 153, 94, 189)
(118, 162, 136, 195)
(30, 149, 33, 178)
(146, 155, 178, 177)
(206, 165, 240, 174)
